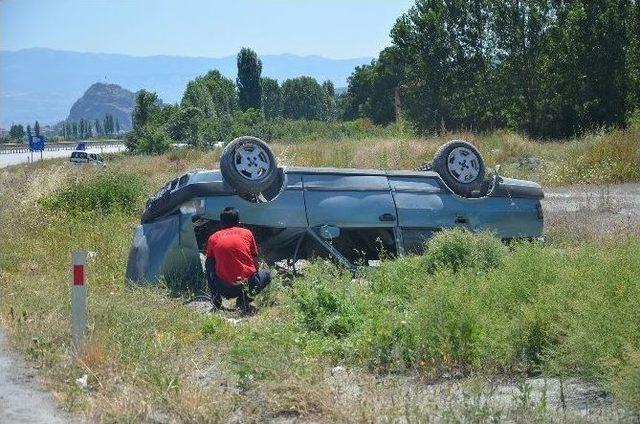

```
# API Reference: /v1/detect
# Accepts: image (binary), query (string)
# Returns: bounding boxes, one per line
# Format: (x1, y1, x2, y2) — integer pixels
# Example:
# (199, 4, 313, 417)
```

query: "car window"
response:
(97, 155, 104, 161)
(178, 174, 189, 187)
(89, 154, 97, 160)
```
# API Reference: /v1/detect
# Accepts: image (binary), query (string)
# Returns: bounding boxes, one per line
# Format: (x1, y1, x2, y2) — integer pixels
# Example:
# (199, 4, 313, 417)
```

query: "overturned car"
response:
(126, 136, 543, 290)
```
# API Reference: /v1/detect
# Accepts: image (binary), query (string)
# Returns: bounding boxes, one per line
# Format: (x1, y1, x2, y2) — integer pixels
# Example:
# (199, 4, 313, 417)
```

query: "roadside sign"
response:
(29, 135, 45, 151)
(75, 142, 86, 151)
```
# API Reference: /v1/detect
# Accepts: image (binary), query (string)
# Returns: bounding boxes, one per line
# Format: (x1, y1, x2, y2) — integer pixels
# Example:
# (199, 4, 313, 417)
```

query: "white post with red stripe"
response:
(71, 251, 87, 352)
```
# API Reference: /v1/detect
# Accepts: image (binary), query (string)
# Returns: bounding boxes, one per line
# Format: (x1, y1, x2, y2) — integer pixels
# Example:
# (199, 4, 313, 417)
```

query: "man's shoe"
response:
(211, 294, 223, 311)
(235, 296, 255, 314)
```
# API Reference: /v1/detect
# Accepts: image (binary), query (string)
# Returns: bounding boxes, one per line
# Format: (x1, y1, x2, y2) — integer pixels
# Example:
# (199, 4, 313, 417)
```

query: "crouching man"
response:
(205, 207, 271, 312)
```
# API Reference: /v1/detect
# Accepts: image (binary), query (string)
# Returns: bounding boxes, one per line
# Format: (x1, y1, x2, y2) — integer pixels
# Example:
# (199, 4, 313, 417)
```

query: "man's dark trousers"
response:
(205, 257, 271, 308)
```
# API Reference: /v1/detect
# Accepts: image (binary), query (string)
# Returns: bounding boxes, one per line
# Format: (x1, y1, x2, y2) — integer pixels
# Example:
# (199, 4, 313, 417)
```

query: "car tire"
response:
(432, 140, 485, 197)
(220, 136, 278, 195)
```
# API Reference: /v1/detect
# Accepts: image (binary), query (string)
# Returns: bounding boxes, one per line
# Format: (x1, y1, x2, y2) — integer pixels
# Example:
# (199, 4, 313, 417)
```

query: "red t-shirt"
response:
(206, 227, 258, 286)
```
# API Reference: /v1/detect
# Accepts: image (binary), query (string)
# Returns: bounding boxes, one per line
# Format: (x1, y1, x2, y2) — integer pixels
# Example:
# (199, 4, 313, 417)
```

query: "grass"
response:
(272, 127, 640, 186)
(1, 129, 639, 422)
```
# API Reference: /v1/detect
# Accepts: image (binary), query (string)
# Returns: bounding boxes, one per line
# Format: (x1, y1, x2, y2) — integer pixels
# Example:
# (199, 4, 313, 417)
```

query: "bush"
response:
(39, 172, 145, 214)
(293, 277, 360, 338)
(423, 228, 507, 273)
(125, 125, 172, 154)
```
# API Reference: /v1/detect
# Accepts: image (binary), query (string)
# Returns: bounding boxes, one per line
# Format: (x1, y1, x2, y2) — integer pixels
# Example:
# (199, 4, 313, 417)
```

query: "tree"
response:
(167, 106, 203, 143)
(343, 46, 404, 125)
(237, 48, 262, 111)
(182, 81, 216, 117)
(181, 71, 237, 118)
(26, 125, 32, 139)
(322, 80, 337, 121)
(34, 121, 41, 137)
(390, 0, 451, 132)
(115, 118, 120, 134)
(133, 90, 161, 129)
(281, 76, 327, 120)
(9, 124, 25, 140)
(343, 64, 374, 121)
(261, 77, 282, 119)
(95, 119, 102, 136)
(103, 113, 115, 135)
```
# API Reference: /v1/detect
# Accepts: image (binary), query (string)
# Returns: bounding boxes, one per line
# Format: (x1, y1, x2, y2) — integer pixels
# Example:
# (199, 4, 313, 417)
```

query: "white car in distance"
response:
(70, 151, 106, 166)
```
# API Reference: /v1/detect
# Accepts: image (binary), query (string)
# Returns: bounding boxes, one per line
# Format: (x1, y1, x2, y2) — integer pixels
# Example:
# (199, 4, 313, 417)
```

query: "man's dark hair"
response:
(220, 207, 240, 228)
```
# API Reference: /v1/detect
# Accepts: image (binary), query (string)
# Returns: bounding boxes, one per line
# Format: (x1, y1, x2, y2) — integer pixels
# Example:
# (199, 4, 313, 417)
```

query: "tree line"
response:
(344, 0, 640, 138)
(61, 114, 121, 140)
(6, 121, 41, 142)
(126, 48, 340, 152)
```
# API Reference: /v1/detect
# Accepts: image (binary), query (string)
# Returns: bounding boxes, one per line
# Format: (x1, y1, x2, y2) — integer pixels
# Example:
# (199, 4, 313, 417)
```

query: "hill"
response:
(0, 48, 371, 127)
(67, 83, 136, 130)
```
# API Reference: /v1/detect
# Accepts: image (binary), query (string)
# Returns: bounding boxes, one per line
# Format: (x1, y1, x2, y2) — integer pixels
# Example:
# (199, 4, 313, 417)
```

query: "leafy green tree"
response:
(181, 71, 237, 118)
(237, 48, 262, 111)
(281, 76, 327, 120)
(390, 0, 451, 132)
(26, 125, 32, 139)
(133, 90, 161, 129)
(167, 106, 203, 143)
(343, 64, 374, 121)
(115, 118, 120, 134)
(95, 119, 102, 136)
(322, 80, 337, 121)
(344, 46, 404, 125)
(182, 80, 215, 117)
(261, 77, 282, 119)
(9, 124, 25, 140)
(628, 1, 640, 116)
(34, 121, 41, 137)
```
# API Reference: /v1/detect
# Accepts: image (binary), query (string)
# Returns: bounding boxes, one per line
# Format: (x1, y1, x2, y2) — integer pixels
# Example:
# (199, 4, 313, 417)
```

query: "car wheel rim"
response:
(447, 147, 480, 183)
(233, 143, 271, 180)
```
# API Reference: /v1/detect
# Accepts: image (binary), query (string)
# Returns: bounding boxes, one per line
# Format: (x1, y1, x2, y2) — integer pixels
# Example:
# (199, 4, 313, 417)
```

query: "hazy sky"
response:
(1, 0, 414, 59)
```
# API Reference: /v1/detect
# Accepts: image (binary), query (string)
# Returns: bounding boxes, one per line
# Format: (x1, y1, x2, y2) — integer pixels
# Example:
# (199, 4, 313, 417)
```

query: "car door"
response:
(302, 173, 397, 228)
(388, 175, 446, 253)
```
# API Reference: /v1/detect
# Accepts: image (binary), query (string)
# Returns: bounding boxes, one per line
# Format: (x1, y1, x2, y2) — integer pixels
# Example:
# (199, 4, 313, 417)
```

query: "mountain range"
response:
(0, 48, 371, 127)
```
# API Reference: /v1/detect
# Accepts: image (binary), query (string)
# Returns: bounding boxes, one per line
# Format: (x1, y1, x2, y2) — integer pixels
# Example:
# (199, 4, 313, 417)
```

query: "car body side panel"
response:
(391, 175, 543, 239)
(302, 174, 397, 228)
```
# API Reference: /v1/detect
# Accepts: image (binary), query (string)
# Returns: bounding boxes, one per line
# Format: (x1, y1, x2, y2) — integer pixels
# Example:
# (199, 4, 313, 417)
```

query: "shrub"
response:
(423, 228, 507, 273)
(293, 280, 360, 338)
(39, 172, 145, 214)
(125, 124, 172, 154)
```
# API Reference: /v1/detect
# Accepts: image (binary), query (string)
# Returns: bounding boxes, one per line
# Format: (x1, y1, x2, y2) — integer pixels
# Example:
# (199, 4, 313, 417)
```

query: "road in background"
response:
(0, 144, 125, 168)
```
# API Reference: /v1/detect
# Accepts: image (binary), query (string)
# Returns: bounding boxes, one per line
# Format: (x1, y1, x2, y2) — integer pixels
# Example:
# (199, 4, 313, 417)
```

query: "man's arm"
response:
(250, 233, 259, 270)
(205, 256, 216, 282)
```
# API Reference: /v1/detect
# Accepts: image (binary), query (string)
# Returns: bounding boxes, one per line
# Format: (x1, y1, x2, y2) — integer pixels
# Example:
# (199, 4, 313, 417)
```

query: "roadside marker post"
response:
(71, 251, 88, 352)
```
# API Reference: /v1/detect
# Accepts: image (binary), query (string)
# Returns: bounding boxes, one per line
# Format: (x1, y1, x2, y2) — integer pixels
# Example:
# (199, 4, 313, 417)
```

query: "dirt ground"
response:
(542, 183, 640, 240)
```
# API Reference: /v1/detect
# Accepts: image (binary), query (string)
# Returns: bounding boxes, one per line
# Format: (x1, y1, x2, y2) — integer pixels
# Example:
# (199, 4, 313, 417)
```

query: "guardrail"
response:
(0, 142, 124, 154)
